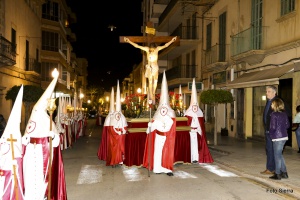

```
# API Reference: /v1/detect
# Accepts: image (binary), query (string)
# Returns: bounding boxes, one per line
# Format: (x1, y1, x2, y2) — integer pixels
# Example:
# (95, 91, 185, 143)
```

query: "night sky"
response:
(66, 1, 144, 90)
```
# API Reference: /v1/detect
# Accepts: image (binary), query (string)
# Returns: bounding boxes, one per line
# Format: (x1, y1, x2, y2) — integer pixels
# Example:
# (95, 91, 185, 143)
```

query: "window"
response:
(281, 0, 295, 16)
(219, 12, 227, 62)
(251, 0, 263, 50)
(11, 28, 16, 53)
(42, 31, 59, 52)
(26, 40, 29, 70)
(206, 23, 212, 50)
(42, 1, 59, 21)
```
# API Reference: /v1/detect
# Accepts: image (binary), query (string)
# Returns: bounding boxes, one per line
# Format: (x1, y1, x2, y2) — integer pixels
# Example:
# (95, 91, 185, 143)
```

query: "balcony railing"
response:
(159, 0, 199, 24)
(0, 35, 16, 67)
(231, 26, 267, 56)
(171, 25, 199, 39)
(25, 57, 41, 74)
(202, 44, 230, 66)
(158, 65, 197, 82)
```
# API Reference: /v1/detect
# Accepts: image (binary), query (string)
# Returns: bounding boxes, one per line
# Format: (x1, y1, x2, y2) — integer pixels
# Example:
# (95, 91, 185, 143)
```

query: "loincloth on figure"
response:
(145, 64, 159, 80)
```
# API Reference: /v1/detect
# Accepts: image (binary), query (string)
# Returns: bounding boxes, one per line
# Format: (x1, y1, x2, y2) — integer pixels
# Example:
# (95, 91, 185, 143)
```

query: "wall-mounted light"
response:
(262, 95, 266, 101)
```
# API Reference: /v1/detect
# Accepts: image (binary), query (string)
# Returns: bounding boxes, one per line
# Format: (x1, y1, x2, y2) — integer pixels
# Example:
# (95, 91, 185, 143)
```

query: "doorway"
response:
(278, 79, 293, 146)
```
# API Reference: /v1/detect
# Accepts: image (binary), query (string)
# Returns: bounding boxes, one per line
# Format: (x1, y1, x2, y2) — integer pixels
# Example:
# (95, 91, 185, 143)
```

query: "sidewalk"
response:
(206, 133, 300, 199)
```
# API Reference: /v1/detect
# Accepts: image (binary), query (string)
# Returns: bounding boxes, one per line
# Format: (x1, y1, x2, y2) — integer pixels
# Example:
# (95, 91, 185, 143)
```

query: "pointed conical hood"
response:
(116, 80, 121, 112)
(104, 87, 115, 126)
(1, 85, 23, 158)
(24, 69, 58, 136)
(153, 71, 175, 120)
(190, 78, 198, 107)
(111, 80, 127, 134)
(185, 78, 203, 117)
(179, 85, 182, 101)
(34, 68, 58, 111)
(159, 71, 169, 106)
(109, 87, 115, 113)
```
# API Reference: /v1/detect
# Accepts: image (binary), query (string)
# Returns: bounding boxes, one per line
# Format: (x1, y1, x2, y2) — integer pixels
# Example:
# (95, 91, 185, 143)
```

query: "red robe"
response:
(106, 127, 126, 166)
(22, 137, 67, 200)
(142, 118, 176, 171)
(97, 126, 110, 161)
(186, 116, 214, 163)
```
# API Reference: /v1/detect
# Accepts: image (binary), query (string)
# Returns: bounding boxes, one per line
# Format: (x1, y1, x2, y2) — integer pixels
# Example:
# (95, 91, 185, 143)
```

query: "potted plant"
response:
(200, 89, 233, 145)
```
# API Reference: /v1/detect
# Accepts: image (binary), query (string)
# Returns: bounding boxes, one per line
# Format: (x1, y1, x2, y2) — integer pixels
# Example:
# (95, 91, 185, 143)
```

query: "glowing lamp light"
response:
(137, 88, 141, 94)
(52, 68, 59, 78)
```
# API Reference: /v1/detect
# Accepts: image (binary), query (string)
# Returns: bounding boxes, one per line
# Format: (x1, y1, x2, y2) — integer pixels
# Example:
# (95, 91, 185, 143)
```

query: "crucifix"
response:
(7, 134, 19, 200)
(120, 22, 179, 105)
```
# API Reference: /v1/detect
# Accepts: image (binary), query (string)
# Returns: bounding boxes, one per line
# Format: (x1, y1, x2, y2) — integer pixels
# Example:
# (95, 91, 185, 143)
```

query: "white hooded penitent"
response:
(0, 85, 23, 163)
(185, 78, 203, 135)
(111, 80, 127, 134)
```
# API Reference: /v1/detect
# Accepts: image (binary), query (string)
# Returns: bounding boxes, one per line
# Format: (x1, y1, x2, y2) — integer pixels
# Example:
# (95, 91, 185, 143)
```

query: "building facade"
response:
(139, 0, 299, 150)
(0, 0, 87, 131)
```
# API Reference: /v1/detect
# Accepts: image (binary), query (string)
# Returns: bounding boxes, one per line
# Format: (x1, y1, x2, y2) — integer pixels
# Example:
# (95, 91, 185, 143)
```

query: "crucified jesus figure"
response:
(124, 36, 177, 105)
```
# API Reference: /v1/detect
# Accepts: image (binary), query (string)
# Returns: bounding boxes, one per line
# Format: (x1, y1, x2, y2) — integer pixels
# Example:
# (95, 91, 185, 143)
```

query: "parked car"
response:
(89, 110, 97, 118)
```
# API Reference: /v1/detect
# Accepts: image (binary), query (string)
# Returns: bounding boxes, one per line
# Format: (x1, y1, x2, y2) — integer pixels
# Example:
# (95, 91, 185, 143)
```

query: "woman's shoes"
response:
(269, 174, 281, 180)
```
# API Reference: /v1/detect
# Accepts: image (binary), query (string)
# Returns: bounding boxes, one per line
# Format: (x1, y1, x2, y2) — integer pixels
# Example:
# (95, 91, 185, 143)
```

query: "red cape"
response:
(142, 118, 176, 170)
(106, 127, 126, 166)
(97, 126, 110, 161)
(186, 116, 214, 163)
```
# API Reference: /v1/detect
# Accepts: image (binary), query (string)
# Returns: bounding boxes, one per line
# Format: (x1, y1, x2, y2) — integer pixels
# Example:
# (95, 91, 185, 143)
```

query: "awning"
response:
(226, 65, 294, 89)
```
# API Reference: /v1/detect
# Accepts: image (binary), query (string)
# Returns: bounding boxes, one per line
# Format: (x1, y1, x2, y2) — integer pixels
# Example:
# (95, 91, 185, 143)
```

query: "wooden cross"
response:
(7, 134, 19, 200)
(120, 22, 180, 102)
(119, 22, 180, 46)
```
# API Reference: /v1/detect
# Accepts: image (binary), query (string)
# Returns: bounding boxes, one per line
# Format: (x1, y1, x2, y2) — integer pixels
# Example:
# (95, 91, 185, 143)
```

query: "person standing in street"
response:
(292, 105, 300, 153)
(184, 78, 213, 164)
(22, 69, 67, 200)
(143, 71, 176, 176)
(261, 85, 278, 175)
(106, 80, 127, 167)
(269, 98, 290, 180)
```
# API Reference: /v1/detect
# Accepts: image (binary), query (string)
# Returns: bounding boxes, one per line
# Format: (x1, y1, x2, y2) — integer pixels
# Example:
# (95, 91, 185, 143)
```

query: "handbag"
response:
(291, 123, 299, 131)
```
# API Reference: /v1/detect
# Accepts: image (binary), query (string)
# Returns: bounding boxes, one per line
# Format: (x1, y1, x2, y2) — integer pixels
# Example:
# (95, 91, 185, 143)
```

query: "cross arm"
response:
(120, 36, 180, 45)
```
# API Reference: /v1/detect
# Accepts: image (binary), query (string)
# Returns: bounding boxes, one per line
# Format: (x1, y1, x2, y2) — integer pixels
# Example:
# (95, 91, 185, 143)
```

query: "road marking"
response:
(77, 164, 238, 184)
(77, 165, 103, 184)
(200, 164, 239, 177)
(122, 166, 148, 182)
(173, 170, 197, 179)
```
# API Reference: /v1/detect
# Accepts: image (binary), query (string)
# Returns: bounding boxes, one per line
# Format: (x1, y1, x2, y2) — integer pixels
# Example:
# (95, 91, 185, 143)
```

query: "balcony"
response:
(159, 25, 200, 60)
(231, 26, 268, 65)
(152, 1, 168, 18)
(158, 65, 196, 87)
(0, 35, 16, 67)
(202, 44, 230, 72)
(25, 57, 41, 74)
(158, 0, 215, 32)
